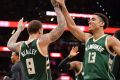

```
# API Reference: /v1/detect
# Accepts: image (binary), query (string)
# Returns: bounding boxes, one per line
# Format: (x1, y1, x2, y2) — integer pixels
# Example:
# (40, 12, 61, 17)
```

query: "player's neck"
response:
(15, 59, 20, 63)
(28, 33, 40, 42)
(93, 30, 105, 40)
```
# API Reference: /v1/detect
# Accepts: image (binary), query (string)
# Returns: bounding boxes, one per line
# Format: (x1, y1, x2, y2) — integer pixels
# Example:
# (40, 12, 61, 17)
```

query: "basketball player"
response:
(55, 0, 120, 79)
(7, 1, 66, 80)
(58, 46, 83, 80)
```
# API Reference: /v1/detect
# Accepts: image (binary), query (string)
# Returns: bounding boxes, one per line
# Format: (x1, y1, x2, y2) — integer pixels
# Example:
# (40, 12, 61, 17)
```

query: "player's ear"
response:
(39, 28, 43, 34)
(100, 21, 105, 28)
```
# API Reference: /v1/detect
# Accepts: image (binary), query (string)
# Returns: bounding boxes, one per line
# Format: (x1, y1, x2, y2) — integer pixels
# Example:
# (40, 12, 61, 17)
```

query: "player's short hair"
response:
(27, 20, 42, 34)
(94, 13, 109, 29)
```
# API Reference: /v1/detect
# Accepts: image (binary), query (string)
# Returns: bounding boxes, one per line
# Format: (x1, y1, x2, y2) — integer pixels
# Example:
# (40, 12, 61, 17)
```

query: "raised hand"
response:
(17, 18, 26, 31)
(69, 46, 79, 58)
(51, 0, 59, 7)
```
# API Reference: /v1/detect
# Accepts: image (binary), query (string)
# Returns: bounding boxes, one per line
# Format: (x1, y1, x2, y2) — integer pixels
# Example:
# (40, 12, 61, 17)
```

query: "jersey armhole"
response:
(85, 36, 93, 44)
(105, 35, 116, 56)
(75, 62, 83, 76)
(36, 39, 48, 57)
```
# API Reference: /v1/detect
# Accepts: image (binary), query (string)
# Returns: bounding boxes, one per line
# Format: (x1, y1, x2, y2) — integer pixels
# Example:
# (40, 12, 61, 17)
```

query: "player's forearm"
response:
(58, 56, 70, 69)
(49, 7, 66, 42)
(60, 4, 76, 29)
(60, 4, 86, 41)
(61, 4, 90, 42)
(7, 30, 21, 50)
(54, 7, 66, 28)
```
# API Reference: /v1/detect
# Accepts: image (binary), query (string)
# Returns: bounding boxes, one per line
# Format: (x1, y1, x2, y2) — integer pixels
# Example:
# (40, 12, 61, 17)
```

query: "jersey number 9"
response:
(26, 58, 36, 74)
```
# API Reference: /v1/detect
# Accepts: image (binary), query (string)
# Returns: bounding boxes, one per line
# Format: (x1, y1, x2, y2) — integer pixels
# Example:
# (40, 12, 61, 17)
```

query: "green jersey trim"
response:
(75, 62, 83, 76)
(105, 35, 116, 56)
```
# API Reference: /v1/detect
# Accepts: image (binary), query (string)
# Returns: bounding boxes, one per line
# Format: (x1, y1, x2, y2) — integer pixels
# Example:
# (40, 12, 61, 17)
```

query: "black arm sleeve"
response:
(112, 55, 120, 80)
(58, 56, 71, 70)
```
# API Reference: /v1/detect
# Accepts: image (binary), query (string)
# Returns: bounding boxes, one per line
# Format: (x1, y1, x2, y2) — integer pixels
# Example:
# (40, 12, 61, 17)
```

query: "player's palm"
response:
(70, 46, 79, 57)
(17, 18, 26, 31)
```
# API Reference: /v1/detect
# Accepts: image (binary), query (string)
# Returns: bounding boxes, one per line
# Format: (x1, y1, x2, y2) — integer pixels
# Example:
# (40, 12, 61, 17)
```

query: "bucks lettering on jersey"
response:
(84, 35, 115, 80)
(20, 40, 52, 80)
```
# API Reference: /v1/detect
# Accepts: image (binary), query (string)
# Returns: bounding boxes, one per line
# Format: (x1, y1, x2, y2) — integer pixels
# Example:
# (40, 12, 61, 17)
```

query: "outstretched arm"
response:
(7, 18, 26, 52)
(49, 4, 66, 43)
(55, 0, 91, 42)
(58, 46, 79, 70)
(40, 0, 66, 45)
(58, 55, 71, 70)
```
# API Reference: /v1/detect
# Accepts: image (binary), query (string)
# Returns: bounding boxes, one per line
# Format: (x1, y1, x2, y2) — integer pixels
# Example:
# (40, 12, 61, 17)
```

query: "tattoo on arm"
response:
(7, 30, 22, 51)
(49, 7, 66, 42)
(50, 25, 65, 42)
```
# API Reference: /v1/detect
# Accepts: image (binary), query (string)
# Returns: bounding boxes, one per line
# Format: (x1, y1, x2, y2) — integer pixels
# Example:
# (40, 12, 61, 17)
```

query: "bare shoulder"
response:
(107, 35, 120, 55)
(11, 41, 24, 52)
(107, 36, 119, 46)
(38, 33, 51, 45)
(17, 41, 24, 48)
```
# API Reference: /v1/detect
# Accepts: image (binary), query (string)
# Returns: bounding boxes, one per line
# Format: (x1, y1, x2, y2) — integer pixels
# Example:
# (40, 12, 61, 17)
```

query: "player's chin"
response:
(88, 28, 93, 33)
(88, 25, 92, 29)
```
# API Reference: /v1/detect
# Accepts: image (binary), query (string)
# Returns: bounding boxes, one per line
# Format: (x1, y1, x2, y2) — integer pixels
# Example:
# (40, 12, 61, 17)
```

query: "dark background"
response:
(0, 0, 120, 27)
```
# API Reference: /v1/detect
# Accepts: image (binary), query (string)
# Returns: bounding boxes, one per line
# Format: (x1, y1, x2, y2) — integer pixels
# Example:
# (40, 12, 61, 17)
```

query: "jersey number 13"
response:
(88, 52, 96, 63)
